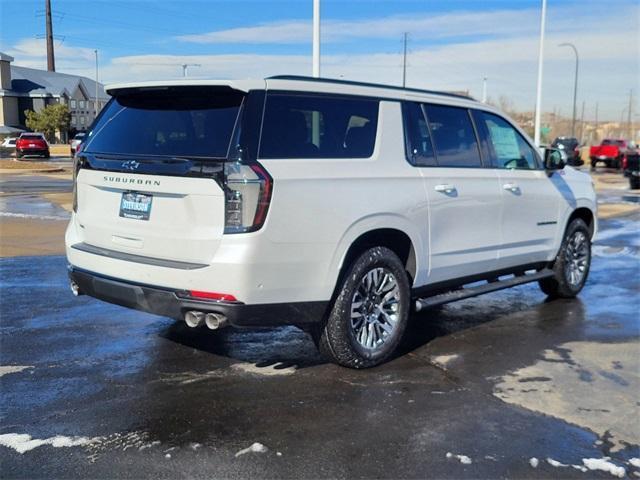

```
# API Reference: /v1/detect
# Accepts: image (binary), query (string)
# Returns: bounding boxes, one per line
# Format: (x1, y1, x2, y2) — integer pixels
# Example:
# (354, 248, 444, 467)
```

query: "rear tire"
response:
(539, 218, 591, 298)
(317, 246, 410, 368)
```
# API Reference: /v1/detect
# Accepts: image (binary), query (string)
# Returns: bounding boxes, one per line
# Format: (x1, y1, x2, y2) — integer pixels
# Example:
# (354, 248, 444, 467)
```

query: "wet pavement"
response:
(1, 182, 639, 478)
(0, 174, 72, 196)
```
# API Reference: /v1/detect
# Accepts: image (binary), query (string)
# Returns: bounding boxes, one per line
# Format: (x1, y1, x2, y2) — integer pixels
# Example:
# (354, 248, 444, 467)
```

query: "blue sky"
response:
(1, 0, 638, 120)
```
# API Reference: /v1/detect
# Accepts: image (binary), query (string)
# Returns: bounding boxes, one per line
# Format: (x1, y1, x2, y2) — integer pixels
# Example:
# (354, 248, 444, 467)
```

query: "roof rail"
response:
(267, 75, 474, 101)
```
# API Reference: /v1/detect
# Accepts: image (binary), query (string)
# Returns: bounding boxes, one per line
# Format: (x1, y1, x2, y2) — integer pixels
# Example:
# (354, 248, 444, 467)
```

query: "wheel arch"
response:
(328, 217, 423, 297)
(568, 206, 596, 239)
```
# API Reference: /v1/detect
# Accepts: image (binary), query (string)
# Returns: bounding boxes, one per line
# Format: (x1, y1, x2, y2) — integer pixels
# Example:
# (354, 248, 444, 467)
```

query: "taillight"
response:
(223, 161, 272, 234)
(622, 156, 628, 169)
(72, 157, 82, 213)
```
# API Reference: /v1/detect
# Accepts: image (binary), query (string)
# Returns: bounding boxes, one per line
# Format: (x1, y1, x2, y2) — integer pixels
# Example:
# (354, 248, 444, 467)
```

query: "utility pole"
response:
(579, 100, 585, 142)
(594, 102, 599, 144)
(534, 0, 547, 146)
(94, 50, 99, 118)
(559, 43, 579, 138)
(482, 77, 488, 103)
(312, 0, 320, 77)
(628, 89, 633, 138)
(402, 32, 408, 88)
(45, 0, 55, 71)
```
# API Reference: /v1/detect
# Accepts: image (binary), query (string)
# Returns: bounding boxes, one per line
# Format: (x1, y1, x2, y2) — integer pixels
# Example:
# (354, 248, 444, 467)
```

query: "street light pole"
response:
(559, 42, 579, 138)
(534, 0, 547, 147)
(94, 49, 99, 119)
(482, 77, 487, 103)
(312, 0, 320, 77)
(402, 32, 408, 88)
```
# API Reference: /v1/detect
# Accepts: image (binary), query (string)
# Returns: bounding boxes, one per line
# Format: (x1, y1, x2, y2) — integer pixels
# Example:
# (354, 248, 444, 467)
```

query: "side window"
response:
(477, 111, 538, 170)
(424, 104, 482, 168)
(259, 93, 379, 159)
(402, 102, 436, 167)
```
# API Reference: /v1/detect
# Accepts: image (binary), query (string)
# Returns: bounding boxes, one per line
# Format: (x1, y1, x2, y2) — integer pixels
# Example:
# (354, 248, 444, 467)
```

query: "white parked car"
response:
(70, 132, 86, 157)
(66, 76, 597, 368)
(1, 137, 17, 148)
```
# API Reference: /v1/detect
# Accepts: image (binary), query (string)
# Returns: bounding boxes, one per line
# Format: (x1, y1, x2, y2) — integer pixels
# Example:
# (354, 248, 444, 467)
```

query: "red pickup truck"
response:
(590, 139, 630, 170)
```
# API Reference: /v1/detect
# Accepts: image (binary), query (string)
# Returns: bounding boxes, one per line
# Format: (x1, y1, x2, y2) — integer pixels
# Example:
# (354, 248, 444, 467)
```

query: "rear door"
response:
(473, 110, 562, 268)
(417, 103, 502, 283)
(74, 86, 246, 265)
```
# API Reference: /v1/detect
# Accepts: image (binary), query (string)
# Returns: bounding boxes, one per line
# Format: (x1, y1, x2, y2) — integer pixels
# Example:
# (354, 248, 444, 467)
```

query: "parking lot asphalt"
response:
(0, 172, 639, 479)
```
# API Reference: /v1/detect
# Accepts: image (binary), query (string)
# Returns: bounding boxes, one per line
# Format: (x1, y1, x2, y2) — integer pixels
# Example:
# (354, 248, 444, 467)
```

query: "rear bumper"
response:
(68, 266, 327, 327)
(17, 148, 49, 156)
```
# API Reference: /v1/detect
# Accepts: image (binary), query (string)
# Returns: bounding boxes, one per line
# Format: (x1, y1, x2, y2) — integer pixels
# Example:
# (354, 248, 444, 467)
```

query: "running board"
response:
(414, 269, 554, 312)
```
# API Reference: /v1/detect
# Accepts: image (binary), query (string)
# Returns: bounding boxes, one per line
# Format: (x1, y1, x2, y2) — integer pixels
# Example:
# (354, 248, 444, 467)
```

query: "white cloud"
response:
(97, 25, 638, 120)
(178, 9, 544, 44)
(177, 3, 631, 44)
(6, 38, 96, 70)
(5, 3, 638, 121)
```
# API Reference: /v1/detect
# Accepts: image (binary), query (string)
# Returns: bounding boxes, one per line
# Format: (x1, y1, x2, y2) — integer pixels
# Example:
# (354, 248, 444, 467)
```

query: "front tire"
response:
(317, 246, 410, 368)
(539, 218, 591, 298)
(630, 176, 640, 190)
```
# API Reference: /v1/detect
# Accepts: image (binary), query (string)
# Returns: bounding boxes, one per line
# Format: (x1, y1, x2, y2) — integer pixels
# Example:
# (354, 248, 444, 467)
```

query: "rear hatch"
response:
(18, 135, 47, 150)
(73, 85, 269, 266)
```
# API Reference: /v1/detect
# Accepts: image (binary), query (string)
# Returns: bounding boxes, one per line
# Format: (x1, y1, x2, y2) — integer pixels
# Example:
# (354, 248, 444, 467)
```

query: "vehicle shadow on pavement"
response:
(159, 321, 327, 369)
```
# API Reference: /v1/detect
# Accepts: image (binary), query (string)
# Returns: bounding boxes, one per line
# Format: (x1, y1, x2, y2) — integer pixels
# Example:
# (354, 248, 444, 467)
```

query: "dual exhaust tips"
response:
(184, 311, 228, 330)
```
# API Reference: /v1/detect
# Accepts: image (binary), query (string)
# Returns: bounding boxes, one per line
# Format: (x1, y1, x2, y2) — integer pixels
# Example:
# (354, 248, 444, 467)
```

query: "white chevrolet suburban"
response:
(66, 76, 597, 368)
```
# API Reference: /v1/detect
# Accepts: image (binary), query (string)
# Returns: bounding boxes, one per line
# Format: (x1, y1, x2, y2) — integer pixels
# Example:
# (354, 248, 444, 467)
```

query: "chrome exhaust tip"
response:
(204, 313, 228, 330)
(184, 310, 205, 328)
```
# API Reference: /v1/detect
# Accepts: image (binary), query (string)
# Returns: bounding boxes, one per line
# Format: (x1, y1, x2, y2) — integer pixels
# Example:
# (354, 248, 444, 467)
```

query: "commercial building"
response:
(0, 51, 109, 140)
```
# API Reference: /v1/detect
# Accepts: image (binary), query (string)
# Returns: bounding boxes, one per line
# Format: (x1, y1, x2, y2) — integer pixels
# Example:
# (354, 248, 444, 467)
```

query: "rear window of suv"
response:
(83, 87, 244, 158)
(259, 93, 379, 159)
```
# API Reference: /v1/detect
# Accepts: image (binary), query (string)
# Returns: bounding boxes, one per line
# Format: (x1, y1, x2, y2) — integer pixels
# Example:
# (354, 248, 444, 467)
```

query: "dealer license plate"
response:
(119, 192, 152, 220)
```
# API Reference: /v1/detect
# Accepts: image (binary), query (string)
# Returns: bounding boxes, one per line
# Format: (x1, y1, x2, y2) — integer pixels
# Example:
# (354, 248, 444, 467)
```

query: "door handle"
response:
(503, 183, 520, 193)
(434, 184, 456, 194)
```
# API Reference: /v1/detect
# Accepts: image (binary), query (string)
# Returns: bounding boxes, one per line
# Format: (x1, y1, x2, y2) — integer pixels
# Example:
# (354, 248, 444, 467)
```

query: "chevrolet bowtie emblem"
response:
(122, 160, 140, 171)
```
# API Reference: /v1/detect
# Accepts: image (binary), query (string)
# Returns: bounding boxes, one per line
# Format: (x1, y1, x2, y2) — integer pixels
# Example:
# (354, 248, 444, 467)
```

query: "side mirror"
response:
(544, 148, 565, 171)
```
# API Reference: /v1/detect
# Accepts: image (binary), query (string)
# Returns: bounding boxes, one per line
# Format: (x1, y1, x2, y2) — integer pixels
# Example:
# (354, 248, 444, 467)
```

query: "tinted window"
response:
(260, 93, 379, 159)
(84, 87, 244, 158)
(552, 137, 578, 149)
(477, 111, 538, 170)
(402, 102, 436, 167)
(424, 105, 482, 167)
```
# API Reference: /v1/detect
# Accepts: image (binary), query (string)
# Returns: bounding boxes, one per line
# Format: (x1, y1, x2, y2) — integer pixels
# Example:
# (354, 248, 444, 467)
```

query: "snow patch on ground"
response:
(529, 457, 539, 468)
(0, 212, 68, 221)
(0, 433, 96, 454)
(235, 442, 268, 457)
(432, 354, 459, 367)
(0, 365, 33, 377)
(231, 362, 296, 376)
(138, 441, 161, 451)
(629, 457, 640, 468)
(547, 458, 568, 467)
(446, 452, 472, 464)
(582, 457, 626, 478)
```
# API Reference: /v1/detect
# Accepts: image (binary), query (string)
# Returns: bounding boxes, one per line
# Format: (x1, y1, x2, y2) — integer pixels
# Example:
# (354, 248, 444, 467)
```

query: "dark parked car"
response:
(623, 149, 640, 189)
(16, 133, 50, 158)
(551, 137, 582, 166)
